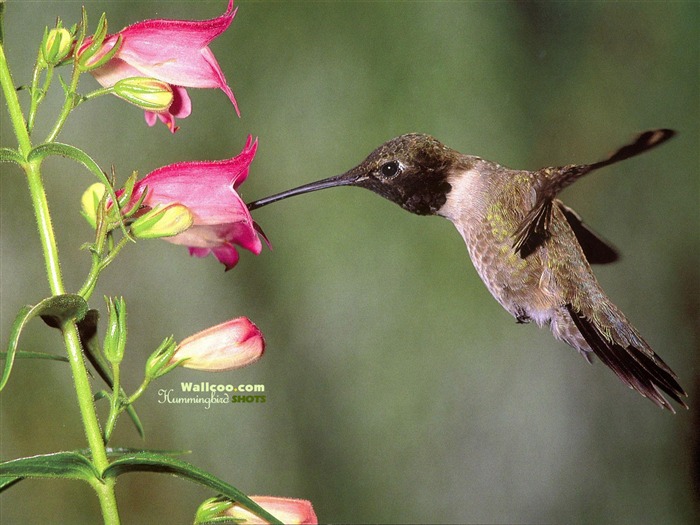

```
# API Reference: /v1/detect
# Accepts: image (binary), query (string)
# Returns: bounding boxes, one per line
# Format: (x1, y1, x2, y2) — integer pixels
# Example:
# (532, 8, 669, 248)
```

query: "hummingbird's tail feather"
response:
(590, 129, 676, 171)
(513, 129, 676, 259)
(564, 304, 687, 412)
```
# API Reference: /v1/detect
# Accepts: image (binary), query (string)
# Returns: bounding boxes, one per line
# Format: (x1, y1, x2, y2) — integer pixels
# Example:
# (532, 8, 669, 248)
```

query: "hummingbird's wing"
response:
(512, 129, 675, 258)
(557, 202, 618, 264)
(565, 303, 687, 412)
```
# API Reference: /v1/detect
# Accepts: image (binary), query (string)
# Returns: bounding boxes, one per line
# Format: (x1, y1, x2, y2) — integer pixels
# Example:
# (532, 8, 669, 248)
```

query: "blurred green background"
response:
(1, 1, 698, 523)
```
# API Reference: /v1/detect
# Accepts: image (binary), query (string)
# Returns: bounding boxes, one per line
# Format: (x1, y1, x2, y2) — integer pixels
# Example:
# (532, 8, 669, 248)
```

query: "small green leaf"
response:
(0, 476, 23, 493)
(103, 453, 282, 524)
(0, 351, 69, 363)
(0, 452, 100, 484)
(38, 293, 89, 329)
(102, 447, 191, 458)
(2, 295, 87, 392)
(0, 147, 24, 165)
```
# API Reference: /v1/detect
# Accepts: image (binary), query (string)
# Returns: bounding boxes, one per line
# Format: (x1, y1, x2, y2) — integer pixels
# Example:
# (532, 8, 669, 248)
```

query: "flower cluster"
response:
(71, 1, 314, 520)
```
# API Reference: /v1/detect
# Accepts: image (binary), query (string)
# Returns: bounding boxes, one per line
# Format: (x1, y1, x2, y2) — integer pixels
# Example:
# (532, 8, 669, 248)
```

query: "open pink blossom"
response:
(90, 0, 239, 132)
(131, 136, 262, 270)
(170, 317, 264, 372)
(224, 496, 317, 524)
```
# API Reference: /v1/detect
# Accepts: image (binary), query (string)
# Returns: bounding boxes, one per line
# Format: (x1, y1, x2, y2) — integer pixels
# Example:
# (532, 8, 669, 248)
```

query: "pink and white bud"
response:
(223, 496, 317, 525)
(171, 317, 264, 372)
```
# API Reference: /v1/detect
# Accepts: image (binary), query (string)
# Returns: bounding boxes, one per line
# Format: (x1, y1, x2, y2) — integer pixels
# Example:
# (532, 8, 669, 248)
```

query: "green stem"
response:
(127, 377, 151, 405)
(79, 235, 130, 300)
(0, 41, 120, 524)
(104, 364, 121, 442)
(0, 41, 31, 155)
(44, 61, 82, 143)
(26, 50, 46, 133)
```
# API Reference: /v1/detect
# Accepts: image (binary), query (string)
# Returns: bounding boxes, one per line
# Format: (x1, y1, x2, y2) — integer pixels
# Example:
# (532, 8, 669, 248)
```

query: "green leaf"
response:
(1, 294, 88, 392)
(103, 453, 282, 524)
(0, 452, 100, 486)
(38, 293, 89, 329)
(0, 147, 24, 165)
(0, 476, 23, 493)
(0, 448, 190, 494)
(0, 350, 69, 363)
(103, 447, 191, 458)
(79, 310, 145, 438)
(27, 142, 129, 238)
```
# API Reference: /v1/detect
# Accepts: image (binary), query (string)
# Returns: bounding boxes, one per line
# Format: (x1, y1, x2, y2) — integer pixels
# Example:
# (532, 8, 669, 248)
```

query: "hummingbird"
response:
(247, 129, 687, 412)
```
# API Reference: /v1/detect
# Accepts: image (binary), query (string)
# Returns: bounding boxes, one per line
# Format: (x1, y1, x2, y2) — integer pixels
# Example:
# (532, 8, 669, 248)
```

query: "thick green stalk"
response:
(0, 40, 120, 523)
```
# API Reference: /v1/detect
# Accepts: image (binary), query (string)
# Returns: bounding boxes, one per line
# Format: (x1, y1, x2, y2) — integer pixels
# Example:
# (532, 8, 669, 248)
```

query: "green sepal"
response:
(79, 310, 145, 439)
(0, 451, 100, 491)
(1, 294, 88, 392)
(195, 496, 236, 524)
(103, 453, 282, 525)
(27, 142, 130, 239)
(0, 147, 24, 165)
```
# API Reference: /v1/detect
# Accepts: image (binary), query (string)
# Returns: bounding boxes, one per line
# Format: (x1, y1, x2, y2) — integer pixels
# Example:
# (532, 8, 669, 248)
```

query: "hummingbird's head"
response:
(247, 133, 467, 216)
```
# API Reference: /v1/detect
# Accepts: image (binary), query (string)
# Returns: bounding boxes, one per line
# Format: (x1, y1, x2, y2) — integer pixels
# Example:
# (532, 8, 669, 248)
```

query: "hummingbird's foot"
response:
(515, 309, 531, 324)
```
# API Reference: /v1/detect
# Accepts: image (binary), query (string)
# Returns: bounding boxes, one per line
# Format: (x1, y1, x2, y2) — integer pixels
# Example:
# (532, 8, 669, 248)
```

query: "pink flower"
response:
(131, 136, 262, 270)
(90, 0, 239, 132)
(224, 496, 317, 524)
(170, 317, 264, 372)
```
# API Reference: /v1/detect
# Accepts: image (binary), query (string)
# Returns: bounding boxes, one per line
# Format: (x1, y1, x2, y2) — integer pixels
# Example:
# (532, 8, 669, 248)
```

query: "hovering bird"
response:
(247, 129, 687, 411)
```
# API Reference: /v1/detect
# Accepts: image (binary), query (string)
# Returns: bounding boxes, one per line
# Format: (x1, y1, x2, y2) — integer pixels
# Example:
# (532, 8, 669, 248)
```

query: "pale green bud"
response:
(80, 183, 106, 229)
(103, 297, 127, 365)
(194, 496, 235, 524)
(113, 77, 174, 112)
(131, 204, 193, 239)
(41, 27, 73, 65)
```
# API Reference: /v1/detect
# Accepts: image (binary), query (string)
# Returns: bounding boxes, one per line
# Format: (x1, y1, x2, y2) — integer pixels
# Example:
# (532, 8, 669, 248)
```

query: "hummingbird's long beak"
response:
(246, 169, 362, 211)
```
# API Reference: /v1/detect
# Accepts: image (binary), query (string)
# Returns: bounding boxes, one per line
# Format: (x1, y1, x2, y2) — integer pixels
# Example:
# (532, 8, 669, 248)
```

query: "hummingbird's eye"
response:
(380, 160, 401, 178)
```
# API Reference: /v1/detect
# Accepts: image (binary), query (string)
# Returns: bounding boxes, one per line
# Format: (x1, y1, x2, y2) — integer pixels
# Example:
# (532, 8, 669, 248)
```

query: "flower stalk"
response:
(0, 38, 120, 525)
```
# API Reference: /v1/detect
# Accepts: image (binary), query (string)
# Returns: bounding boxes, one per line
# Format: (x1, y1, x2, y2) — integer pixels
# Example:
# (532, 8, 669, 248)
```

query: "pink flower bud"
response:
(171, 318, 264, 372)
(223, 496, 317, 525)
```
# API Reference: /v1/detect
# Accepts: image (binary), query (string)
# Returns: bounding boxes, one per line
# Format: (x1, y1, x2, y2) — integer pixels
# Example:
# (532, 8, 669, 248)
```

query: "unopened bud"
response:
(131, 203, 193, 239)
(194, 497, 235, 524)
(223, 496, 318, 524)
(103, 297, 127, 365)
(81, 183, 106, 229)
(113, 77, 174, 112)
(41, 27, 73, 65)
(170, 318, 265, 372)
(145, 336, 179, 381)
